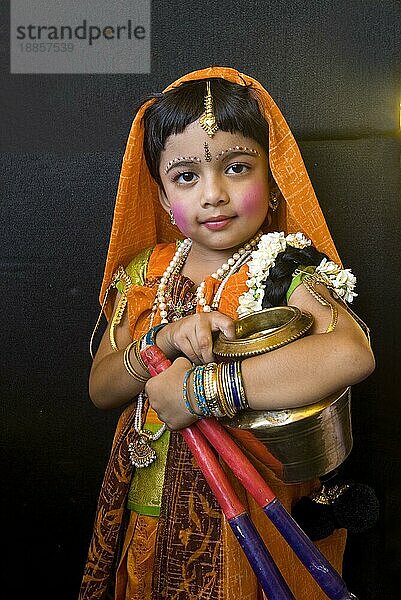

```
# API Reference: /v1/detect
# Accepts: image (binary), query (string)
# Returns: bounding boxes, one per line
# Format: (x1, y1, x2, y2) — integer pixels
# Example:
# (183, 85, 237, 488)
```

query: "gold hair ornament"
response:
(198, 81, 219, 137)
(311, 483, 351, 505)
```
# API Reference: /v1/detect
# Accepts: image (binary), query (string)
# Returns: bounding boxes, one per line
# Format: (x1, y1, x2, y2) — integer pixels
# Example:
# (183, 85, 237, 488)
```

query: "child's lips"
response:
(202, 215, 236, 230)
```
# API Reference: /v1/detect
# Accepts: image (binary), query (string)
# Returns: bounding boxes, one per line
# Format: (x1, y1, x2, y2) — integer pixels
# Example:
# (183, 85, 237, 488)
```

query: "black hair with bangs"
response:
(141, 78, 270, 186)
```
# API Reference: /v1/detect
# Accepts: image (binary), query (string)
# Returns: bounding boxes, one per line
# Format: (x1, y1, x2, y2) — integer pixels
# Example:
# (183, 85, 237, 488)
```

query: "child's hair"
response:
(262, 245, 328, 307)
(141, 78, 269, 186)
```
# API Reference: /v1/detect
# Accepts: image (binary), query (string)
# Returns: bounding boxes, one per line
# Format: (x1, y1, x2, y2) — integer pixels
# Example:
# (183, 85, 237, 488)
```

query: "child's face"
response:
(158, 121, 270, 254)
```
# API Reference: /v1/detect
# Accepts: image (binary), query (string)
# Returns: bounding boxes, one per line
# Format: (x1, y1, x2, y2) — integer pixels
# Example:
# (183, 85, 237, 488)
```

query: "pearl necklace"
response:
(153, 231, 263, 323)
(130, 231, 262, 469)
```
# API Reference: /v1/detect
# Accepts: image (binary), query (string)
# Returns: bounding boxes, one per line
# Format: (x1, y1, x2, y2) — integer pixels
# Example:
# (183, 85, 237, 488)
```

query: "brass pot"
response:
(214, 307, 353, 483)
(221, 387, 353, 483)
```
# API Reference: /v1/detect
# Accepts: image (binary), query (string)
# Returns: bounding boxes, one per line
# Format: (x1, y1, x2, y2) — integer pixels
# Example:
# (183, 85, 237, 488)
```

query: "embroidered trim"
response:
(109, 267, 133, 351)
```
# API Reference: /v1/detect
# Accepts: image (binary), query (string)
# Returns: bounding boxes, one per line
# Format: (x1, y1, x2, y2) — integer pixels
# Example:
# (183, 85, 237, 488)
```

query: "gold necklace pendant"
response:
(128, 430, 157, 468)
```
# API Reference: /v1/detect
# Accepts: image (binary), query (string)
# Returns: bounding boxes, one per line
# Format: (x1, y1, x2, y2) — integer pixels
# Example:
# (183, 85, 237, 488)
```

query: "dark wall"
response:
(1, 1, 400, 598)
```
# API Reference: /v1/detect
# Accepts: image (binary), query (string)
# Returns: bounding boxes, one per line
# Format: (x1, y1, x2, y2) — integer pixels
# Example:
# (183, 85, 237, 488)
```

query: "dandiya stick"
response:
(183, 425, 295, 600)
(197, 419, 357, 600)
(141, 345, 358, 600)
(141, 345, 294, 600)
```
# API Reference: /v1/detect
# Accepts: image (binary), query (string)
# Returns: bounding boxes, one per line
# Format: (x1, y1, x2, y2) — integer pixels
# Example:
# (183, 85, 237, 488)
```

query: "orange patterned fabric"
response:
(120, 244, 346, 599)
(114, 513, 158, 600)
(100, 66, 341, 319)
(80, 243, 347, 599)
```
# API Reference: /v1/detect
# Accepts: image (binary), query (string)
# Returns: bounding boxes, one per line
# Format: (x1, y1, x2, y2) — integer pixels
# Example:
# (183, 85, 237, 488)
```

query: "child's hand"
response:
(156, 311, 236, 364)
(145, 357, 199, 430)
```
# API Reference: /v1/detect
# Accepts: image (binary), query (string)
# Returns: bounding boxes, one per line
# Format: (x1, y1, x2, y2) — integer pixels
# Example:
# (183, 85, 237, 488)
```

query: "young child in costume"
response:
(79, 67, 375, 600)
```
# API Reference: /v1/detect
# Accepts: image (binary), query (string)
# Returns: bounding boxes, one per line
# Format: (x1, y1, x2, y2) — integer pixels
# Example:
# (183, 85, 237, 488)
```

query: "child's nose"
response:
(201, 175, 229, 207)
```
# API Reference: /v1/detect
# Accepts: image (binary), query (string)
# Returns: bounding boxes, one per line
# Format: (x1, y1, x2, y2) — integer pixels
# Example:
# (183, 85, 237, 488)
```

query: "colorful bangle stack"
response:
(183, 366, 197, 415)
(193, 365, 213, 417)
(123, 341, 149, 383)
(183, 361, 249, 418)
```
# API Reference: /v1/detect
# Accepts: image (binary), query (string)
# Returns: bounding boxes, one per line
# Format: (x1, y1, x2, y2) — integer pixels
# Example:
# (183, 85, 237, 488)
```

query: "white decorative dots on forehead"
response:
(164, 156, 201, 174)
(215, 145, 260, 160)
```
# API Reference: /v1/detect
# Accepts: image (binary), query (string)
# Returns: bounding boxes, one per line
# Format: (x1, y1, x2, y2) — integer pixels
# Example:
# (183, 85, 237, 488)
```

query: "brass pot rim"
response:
(213, 306, 314, 358)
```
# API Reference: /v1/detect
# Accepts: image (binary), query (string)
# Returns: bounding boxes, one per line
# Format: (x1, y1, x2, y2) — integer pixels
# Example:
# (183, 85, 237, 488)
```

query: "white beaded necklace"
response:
(129, 230, 262, 469)
(152, 231, 263, 324)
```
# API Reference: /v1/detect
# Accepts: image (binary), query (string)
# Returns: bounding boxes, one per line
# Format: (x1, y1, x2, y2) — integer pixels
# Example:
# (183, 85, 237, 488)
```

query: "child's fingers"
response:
(179, 335, 203, 364)
(209, 312, 236, 340)
(194, 319, 214, 364)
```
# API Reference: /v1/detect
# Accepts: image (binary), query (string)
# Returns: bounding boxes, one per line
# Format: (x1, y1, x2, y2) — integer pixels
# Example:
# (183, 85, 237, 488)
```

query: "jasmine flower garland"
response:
(313, 258, 357, 303)
(237, 232, 357, 317)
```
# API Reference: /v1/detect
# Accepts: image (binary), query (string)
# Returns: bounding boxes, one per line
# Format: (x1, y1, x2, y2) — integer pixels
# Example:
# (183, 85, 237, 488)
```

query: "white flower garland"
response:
(237, 232, 357, 317)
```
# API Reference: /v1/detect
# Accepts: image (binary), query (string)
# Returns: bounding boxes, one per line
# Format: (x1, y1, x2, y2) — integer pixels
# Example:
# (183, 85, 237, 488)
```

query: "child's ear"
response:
(158, 187, 171, 213)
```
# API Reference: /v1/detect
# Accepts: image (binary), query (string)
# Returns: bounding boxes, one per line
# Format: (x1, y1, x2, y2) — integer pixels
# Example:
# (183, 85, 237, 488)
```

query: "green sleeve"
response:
(115, 247, 153, 293)
(286, 265, 316, 303)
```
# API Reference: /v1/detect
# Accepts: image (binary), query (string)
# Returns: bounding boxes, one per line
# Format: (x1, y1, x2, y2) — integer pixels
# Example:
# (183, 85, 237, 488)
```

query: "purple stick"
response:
(264, 500, 356, 600)
(229, 513, 295, 600)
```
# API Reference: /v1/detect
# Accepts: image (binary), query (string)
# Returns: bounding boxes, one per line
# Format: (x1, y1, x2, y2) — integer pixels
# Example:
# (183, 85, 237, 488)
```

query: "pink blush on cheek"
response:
(240, 185, 266, 214)
(171, 205, 190, 233)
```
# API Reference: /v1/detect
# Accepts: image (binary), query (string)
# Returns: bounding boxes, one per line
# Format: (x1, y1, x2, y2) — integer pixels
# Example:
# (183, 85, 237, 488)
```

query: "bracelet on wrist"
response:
(133, 336, 150, 374)
(143, 323, 167, 347)
(183, 366, 197, 415)
(188, 361, 249, 419)
(123, 342, 149, 383)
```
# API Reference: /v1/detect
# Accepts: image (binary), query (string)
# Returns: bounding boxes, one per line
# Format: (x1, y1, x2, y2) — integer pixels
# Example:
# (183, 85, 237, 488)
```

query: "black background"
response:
(1, 1, 400, 598)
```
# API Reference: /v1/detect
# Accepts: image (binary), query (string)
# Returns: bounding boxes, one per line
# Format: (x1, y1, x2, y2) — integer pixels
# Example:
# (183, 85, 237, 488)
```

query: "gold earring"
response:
(169, 209, 176, 225)
(269, 191, 280, 212)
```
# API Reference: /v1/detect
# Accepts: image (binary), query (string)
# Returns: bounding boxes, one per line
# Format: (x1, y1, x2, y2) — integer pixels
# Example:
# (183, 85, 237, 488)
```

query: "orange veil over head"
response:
(100, 66, 340, 318)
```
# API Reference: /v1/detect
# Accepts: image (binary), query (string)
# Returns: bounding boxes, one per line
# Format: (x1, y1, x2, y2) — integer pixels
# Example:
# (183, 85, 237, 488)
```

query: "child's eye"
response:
(171, 171, 198, 184)
(226, 163, 250, 175)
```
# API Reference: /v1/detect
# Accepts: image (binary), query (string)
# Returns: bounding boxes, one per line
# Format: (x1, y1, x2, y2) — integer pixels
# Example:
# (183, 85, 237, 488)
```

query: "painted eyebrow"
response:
(215, 146, 260, 160)
(164, 156, 201, 174)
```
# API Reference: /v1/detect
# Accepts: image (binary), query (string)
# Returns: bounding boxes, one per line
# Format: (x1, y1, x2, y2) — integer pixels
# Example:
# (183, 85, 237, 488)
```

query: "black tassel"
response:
(291, 471, 379, 541)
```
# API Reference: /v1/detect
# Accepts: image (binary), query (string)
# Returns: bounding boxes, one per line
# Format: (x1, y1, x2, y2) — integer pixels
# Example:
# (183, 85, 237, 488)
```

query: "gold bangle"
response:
(123, 342, 149, 383)
(217, 363, 236, 418)
(222, 363, 237, 417)
(215, 363, 228, 416)
(204, 363, 224, 418)
(133, 336, 150, 373)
